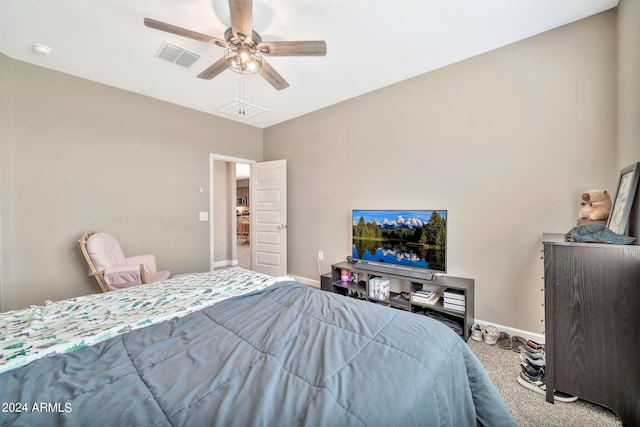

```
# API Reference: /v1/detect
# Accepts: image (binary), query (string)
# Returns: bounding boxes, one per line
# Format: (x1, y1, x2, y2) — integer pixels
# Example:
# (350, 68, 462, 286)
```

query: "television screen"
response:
(352, 210, 447, 273)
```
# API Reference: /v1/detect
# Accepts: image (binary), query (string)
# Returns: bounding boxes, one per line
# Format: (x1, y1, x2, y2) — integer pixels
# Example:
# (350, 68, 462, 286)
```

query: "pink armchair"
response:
(79, 231, 171, 292)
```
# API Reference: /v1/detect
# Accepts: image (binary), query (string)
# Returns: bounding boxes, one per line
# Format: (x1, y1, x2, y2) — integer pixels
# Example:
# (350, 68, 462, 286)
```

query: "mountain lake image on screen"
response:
(351, 210, 447, 273)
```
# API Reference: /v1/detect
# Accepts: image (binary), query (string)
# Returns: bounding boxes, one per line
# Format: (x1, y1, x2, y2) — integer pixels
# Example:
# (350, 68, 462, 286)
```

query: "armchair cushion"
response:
(85, 233, 127, 271)
(103, 264, 144, 290)
(125, 254, 158, 274)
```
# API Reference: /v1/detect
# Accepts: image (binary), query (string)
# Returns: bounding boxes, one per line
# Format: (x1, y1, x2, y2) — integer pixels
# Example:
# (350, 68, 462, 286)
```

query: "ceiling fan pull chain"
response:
(238, 74, 242, 115)
(238, 74, 245, 116)
(243, 74, 246, 115)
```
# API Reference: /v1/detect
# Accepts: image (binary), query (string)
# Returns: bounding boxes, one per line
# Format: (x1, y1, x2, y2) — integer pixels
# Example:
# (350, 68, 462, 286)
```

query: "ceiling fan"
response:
(144, 0, 327, 90)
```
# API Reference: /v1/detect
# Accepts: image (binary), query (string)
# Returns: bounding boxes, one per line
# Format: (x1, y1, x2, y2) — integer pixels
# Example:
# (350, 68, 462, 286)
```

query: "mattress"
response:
(0, 268, 515, 426)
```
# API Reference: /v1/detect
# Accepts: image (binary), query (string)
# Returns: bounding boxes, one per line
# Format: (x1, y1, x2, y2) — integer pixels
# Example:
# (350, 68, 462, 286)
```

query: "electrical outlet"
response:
(318, 250, 324, 261)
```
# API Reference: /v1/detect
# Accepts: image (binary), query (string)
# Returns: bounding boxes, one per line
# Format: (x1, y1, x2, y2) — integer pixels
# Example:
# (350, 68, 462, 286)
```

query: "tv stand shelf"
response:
(321, 261, 474, 340)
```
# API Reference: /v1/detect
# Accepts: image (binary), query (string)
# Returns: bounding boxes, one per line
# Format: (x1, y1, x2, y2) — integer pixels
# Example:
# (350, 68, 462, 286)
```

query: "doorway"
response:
(235, 162, 251, 269)
(209, 154, 287, 276)
(208, 153, 255, 271)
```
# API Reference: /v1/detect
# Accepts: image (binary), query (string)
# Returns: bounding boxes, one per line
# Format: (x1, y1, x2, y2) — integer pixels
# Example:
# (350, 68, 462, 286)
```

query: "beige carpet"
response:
(467, 339, 622, 426)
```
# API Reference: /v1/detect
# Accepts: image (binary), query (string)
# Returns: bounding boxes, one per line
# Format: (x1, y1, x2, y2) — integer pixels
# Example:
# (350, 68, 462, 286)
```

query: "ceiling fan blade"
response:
(229, 0, 253, 43)
(144, 18, 227, 48)
(258, 59, 289, 90)
(258, 41, 327, 56)
(197, 57, 229, 80)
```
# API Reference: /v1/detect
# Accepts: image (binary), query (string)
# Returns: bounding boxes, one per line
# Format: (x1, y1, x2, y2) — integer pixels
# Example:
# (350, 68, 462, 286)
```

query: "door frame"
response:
(209, 153, 256, 271)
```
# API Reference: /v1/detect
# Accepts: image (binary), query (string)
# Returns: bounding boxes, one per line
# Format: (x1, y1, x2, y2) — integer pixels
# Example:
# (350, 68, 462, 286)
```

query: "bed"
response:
(0, 267, 515, 426)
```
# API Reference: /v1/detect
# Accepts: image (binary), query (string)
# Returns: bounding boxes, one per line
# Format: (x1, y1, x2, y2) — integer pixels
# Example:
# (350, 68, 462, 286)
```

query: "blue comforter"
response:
(0, 281, 514, 426)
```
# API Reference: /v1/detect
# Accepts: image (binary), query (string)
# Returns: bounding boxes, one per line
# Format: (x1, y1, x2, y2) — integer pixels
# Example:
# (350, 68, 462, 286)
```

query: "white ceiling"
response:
(0, 0, 618, 129)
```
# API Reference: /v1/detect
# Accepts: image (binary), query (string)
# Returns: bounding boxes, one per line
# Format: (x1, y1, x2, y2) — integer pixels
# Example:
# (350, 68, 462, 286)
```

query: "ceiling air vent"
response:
(217, 99, 268, 119)
(156, 41, 200, 68)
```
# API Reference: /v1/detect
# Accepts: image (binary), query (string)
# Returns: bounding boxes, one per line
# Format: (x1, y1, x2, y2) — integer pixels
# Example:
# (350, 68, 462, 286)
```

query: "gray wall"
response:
(0, 52, 11, 310)
(617, 0, 640, 236)
(263, 10, 619, 334)
(0, 55, 262, 311)
(213, 159, 235, 264)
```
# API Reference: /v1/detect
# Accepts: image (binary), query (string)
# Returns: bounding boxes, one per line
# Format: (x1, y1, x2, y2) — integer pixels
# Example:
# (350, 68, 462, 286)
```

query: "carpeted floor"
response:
(467, 339, 622, 426)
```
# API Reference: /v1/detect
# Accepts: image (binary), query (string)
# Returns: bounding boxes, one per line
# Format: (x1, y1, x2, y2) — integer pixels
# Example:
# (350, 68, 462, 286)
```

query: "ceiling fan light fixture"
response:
(238, 47, 250, 61)
(224, 46, 262, 74)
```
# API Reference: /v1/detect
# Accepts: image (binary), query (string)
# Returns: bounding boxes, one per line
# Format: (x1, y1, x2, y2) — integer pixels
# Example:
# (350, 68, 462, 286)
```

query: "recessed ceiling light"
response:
(32, 43, 53, 55)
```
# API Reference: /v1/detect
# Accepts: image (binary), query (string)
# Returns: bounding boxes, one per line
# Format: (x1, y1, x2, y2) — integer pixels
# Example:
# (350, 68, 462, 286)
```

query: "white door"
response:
(251, 159, 287, 276)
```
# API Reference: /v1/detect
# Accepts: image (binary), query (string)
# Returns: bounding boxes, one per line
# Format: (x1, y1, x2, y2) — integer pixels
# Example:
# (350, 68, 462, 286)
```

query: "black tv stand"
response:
(321, 261, 475, 340)
(350, 261, 435, 280)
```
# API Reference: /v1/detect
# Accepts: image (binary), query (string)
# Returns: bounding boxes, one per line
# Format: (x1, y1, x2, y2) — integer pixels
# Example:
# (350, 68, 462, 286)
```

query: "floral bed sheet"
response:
(0, 267, 280, 374)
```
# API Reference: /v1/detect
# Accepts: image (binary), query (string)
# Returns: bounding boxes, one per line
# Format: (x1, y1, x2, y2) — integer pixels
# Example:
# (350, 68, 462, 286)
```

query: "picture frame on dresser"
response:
(607, 162, 640, 235)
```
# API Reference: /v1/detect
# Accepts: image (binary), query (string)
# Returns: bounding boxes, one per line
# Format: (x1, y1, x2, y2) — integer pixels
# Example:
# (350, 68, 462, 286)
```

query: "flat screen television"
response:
(352, 209, 447, 274)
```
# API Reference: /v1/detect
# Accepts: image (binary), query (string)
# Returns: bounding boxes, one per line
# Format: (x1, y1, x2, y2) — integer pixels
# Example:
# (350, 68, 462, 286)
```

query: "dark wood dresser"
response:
(543, 234, 640, 426)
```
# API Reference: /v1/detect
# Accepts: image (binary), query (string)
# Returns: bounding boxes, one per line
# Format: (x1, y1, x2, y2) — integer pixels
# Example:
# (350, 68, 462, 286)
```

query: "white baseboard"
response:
(292, 274, 544, 344)
(213, 260, 238, 268)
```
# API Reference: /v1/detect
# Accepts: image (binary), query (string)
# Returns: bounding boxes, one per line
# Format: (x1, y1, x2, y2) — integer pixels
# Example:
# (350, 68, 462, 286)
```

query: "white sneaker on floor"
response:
(516, 374, 578, 403)
(483, 325, 499, 345)
(471, 324, 484, 341)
